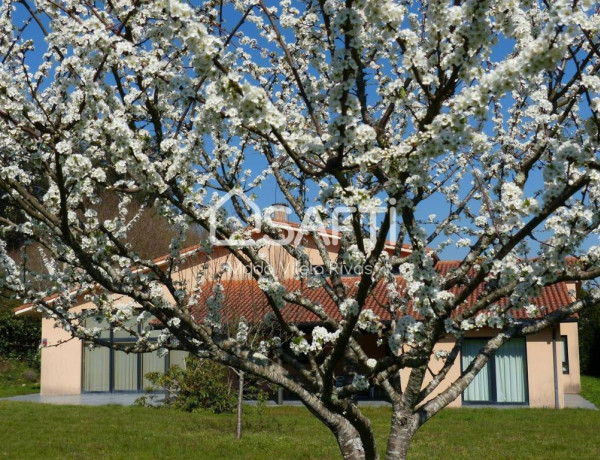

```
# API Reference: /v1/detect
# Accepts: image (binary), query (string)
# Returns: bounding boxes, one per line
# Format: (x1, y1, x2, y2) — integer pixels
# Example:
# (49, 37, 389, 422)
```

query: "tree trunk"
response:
(343, 346, 359, 404)
(384, 411, 418, 460)
(236, 371, 244, 440)
(336, 425, 367, 460)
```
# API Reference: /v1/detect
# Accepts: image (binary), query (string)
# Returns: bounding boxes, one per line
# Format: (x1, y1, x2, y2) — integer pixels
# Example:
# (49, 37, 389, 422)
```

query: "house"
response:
(14, 213, 581, 408)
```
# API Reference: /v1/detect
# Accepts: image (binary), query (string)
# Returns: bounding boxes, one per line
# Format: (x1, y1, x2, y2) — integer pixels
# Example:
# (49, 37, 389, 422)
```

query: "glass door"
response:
(462, 338, 528, 404)
(462, 339, 493, 402)
(495, 338, 527, 403)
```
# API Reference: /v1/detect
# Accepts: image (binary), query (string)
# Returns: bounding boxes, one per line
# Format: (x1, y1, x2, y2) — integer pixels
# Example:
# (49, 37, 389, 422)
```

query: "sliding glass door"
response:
(462, 338, 528, 404)
(495, 339, 528, 403)
(114, 349, 139, 391)
(462, 340, 492, 402)
(83, 346, 186, 392)
(142, 351, 167, 389)
(83, 346, 110, 392)
(82, 317, 187, 392)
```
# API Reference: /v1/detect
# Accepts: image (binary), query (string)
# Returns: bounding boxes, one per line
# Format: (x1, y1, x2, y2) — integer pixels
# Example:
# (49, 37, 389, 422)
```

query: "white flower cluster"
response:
(307, 275, 325, 289)
(205, 284, 224, 328)
(309, 326, 340, 352)
(258, 337, 282, 355)
(434, 350, 449, 361)
(343, 245, 367, 267)
(109, 302, 136, 324)
(257, 276, 287, 309)
(236, 318, 249, 344)
(290, 337, 310, 355)
(388, 315, 427, 352)
(351, 374, 370, 392)
(290, 327, 339, 355)
(339, 299, 360, 318)
(357, 309, 381, 333)
(167, 317, 181, 329)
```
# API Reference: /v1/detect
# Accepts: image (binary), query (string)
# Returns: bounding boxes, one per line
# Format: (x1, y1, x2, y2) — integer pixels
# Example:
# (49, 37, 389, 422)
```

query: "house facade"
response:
(15, 218, 581, 407)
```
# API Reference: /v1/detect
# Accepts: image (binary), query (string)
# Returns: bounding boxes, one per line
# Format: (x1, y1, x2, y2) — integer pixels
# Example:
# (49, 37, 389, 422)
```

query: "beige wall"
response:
(174, 228, 409, 287)
(39, 291, 162, 396)
(40, 318, 82, 396)
(398, 337, 462, 407)
(396, 327, 568, 409)
(526, 326, 563, 408)
(560, 321, 581, 394)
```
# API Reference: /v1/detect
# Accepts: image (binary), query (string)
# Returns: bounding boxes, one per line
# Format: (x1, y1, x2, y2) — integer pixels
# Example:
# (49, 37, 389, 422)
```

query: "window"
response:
(82, 316, 188, 392)
(561, 335, 570, 374)
(462, 338, 528, 405)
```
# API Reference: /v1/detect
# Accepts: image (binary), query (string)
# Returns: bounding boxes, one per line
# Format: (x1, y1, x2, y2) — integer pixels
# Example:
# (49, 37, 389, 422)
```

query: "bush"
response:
(25, 349, 41, 371)
(0, 359, 13, 374)
(21, 368, 38, 383)
(579, 302, 600, 376)
(0, 309, 41, 361)
(139, 356, 237, 414)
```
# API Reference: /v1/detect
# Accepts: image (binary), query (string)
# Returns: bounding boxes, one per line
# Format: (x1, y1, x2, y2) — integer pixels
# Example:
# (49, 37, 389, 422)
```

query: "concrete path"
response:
(564, 393, 598, 410)
(0, 393, 391, 407)
(1, 393, 597, 409)
(0, 393, 144, 406)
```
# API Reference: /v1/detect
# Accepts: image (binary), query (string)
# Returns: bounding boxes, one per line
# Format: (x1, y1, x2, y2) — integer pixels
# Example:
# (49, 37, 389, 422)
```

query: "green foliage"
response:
(578, 292, 600, 376)
(139, 356, 237, 414)
(21, 368, 38, 383)
(0, 308, 41, 362)
(25, 349, 41, 371)
(581, 375, 600, 408)
(0, 359, 40, 397)
(0, 291, 19, 313)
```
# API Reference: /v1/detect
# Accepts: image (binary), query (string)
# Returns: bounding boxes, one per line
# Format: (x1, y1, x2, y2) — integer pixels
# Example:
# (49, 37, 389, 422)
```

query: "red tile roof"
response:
(187, 267, 574, 325)
(14, 220, 420, 314)
(17, 248, 574, 325)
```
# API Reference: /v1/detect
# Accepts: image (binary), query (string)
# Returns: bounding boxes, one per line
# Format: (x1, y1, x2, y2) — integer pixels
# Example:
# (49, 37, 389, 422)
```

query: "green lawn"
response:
(0, 359, 40, 398)
(0, 384, 40, 398)
(581, 375, 600, 408)
(0, 403, 598, 459)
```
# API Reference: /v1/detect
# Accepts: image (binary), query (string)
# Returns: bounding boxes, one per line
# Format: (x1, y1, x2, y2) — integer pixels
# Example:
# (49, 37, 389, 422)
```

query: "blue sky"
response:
(10, 1, 596, 260)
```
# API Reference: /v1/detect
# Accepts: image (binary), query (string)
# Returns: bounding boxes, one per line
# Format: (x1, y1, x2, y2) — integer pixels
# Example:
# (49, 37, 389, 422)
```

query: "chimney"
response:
(271, 203, 290, 222)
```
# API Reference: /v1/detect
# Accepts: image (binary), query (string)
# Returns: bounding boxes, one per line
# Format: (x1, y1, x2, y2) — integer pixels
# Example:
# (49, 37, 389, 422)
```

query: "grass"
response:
(0, 359, 40, 398)
(581, 375, 600, 408)
(0, 403, 598, 459)
(0, 384, 40, 398)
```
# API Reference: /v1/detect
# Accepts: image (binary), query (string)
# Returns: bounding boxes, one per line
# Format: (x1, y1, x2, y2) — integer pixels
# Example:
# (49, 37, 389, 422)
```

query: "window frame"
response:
(81, 319, 174, 393)
(561, 335, 570, 374)
(460, 337, 529, 406)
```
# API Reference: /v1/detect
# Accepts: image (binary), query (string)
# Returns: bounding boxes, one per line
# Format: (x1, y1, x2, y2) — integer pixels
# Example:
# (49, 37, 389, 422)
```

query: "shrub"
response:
(139, 356, 237, 414)
(0, 359, 13, 374)
(21, 368, 38, 383)
(25, 349, 41, 371)
(579, 302, 600, 376)
(0, 309, 41, 361)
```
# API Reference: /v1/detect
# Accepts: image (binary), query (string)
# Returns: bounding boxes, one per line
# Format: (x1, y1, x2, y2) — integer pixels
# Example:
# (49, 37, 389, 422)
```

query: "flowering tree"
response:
(1, 1, 600, 458)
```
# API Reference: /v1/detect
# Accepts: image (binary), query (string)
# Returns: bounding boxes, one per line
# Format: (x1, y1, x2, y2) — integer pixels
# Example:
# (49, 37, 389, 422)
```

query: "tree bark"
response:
(384, 411, 418, 460)
(236, 371, 244, 440)
(336, 424, 367, 460)
(343, 346, 359, 404)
